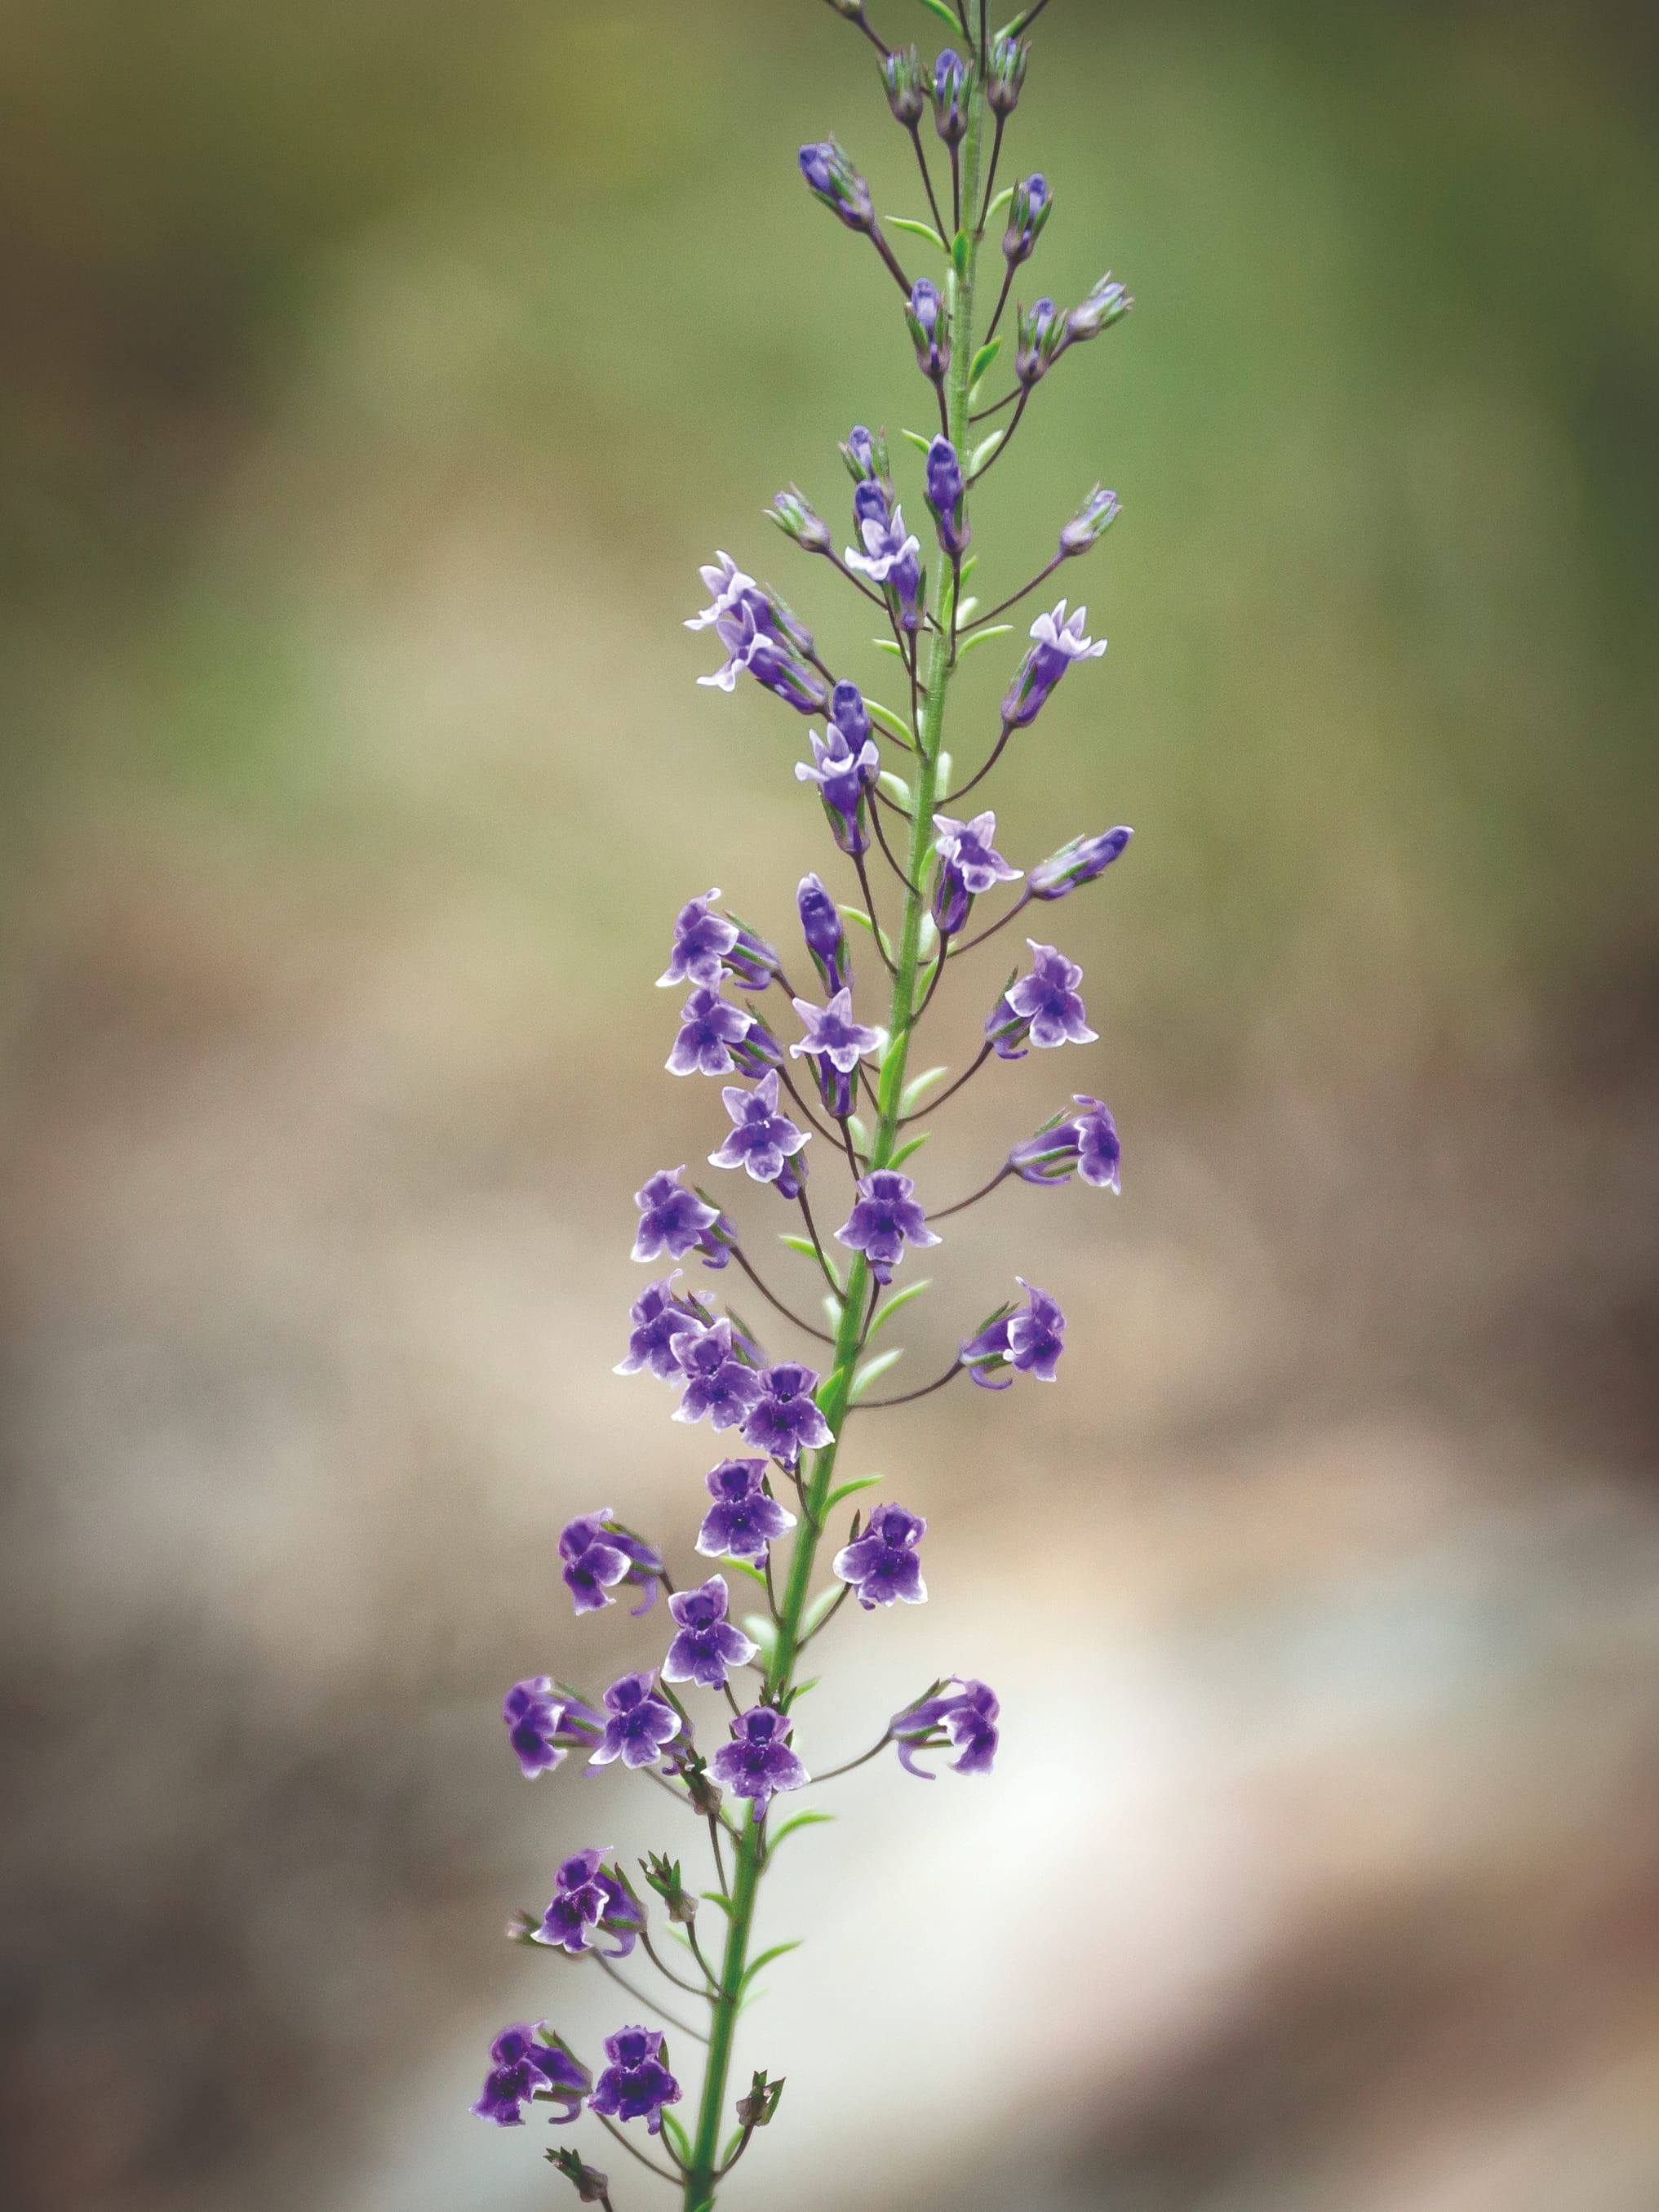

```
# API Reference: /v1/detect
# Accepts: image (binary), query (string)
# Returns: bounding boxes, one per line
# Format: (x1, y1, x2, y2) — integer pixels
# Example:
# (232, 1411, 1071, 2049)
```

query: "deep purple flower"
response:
(925, 435, 970, 557)
(668, 984, 753, 1078)
(832, 1503, 928, 1609)
(663, 1575, 760, 1692)
(588, 1671, 682, 1772)
(890, 1678, 1000, 1778)
(1004, 172, 1052, 267)
(774, 1150, 807, 1202)
(1015, 296, 1061, 388)
(614, 1272, 706, 1380)
(501, 1676, 600, 1778)
(1028, 826, 1133, 899)
(534, 1849, 645, 1960)
(1001, 599, 1107, 730)
(588, 2026, 681, 2135)
(853, 475, 890, 533)
(656, 888, 737, 992)
(960, 1278, 1067, 1389)
(829, 678, 872, 747)
(931, 48, 970, 145)
(907, 279, 950, 380)
(1058, 485, 1121, 558)
(711, 1705, 810, 1810)
(696, 589, 828, 714)
(1006, 939, 1098, 1049)
(472, 2023, 590, 2127)
(708, 1069, 810, 1184)
(669, 1318, 764, 1432)
(834, 1170, 940, 1286)
(560, 1512, 665, 1616)
(796, 726, 880, 858)
(741, 1362, 832, 1468)
(932, 809, 1022, 931)
(632, 1170, 720, 1264)
(798, 137, 875, 233)
(1009, 1095, 1122, 1192)
(798, 872, 851, 993)
(696, 1459, 798, 1563)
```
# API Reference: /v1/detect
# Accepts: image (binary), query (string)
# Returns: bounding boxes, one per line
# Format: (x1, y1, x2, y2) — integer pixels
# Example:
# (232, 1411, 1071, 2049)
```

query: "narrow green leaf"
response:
(901, 426, 934, 455)
(778, 1233, 818, 1259)
(739, 1941, 804, 1993)
(960, 553, 978, 583)
(837, 904, 875, 935)
(701, 1890, 734, 1917)
(723, 1555, 770, 1592)
(955, 594, 980, 624)
(847, 1113, 871, 1153)
(937, 751, 953, 788)
(969, 335, 1004, 385)
(958, 623, 1014, 658)
(864, 698, 916, 745)
(901, 1064, 950, 1113)
(918, 0, 965, 28)
(851, 1348, 904, 1401)
(871, 1278, 933, 1335)
(879, 771, 913, 810)
(826, 1474, 881, 1512)
(661, 2112, 693, 2162)
(767, 1810, 837, 1850)
(889, 215, 947, 251)
(889, 1133, 930, 1169)
(802, 1584, 843, 1633)
(951, 229, 969, 279)
(970, 429, 1006, 473)
(917, 909, 939, 957)
(745, 1615, 779, 1663)
(874, 637, 904, 658)
(984, 182, 1014, 220)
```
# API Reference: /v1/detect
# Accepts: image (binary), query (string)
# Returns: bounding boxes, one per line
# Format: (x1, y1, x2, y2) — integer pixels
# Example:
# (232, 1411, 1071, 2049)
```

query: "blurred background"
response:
(2, 1, 1657, 2207)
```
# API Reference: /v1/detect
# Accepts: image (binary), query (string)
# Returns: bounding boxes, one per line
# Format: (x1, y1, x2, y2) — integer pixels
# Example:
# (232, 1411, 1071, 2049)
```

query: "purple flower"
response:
(614, 1273, 707, 1381)
(1009, 1095, 1121, 1191)
(791, 988, 882, 1075)
(1001, 599, 1107, 730)
(907, 279, 950, 380)
(829, 678, 872, 747)
(881, 42, 927, 126)
(1028, 826, 1132, 899)
(663, 1576, 760, 1691)
(696, 589, 828, 714)
(986, 988, 1031, 1061)
(729, 1008, 783, 1080)
(669, 1318, 764, 1432)
(741, 1362, 833, 1468)
(685, 553, 756, 640)
(960, 1278, 1067, 1389)
(1015, 296, 1062, 388)
(588, 2026, 682, 2135)
(668, 984, 754, 1078)
(1005, 939, 1098, 1049)
(711, 1705, 810, 1810)
(932, 809, 1022, 931)
(560, 1512, 665, 1616)
(890, 1678, 1000, 1778)
(501, 1676, 600, 1778)
(1058, 484, 1121, 558)
(798, 872, 851, 994)
(845, 503, 925, 629)
(472, 2023, 590, 2128)
(841, 424, 883, 482)
(1003, 172, 1052, 267)
(796, 726, 880, 858)
(588, 1670, 682, 1772)
(931, 48, 969, 145)
(534, 1849, 645, 1960)
(798, 136, 875, 233)
(770, 484, 832, 554)
(925, 434, 970, 557)
(832, 1503, 928, 1609)
(632, 1170, 720, 1264)
(656, 888, 737, 991)
(696, 1459, 799, 1563)
(708, 1069, 810, 1184)
(834, 1170, 940, 1286)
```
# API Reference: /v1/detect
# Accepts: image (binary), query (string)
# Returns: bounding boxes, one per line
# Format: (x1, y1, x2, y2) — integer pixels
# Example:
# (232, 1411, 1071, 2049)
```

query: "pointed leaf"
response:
(901, 427, 934, 455)
(955, 595, 980, 624)
(739, 1941, 804, 1993)
(767, 1810, 837, 1850)
(917, 0, 965, 28)
(847, 1113, 871, 1153)
(889, 1132, 931, 1168)
(802, 1584, 843, 1633)
(970, 429, 1006, 473)
(745, 1615, 779, 1663)
(723, 1555, 770, 1592)
(871, 1278, 933, 1336)
(778, 1233, 818, 1259)
(701, 1890, 734, 1917)
(969, 336, 1004, 386)
(958, 623, 1014, 658)
(984, 183, 1014, 220)
(661, 2112, 693, 2162)
(874, 637, 904, 658)
(889, 215, 947, 251)
(851, 1348, 905, 1401)
(879, 771, 913, 810)
(826, 1474, 881, 1511)
(863, 699, 916, 746)
(951, 229, 969, 280)
(901, 1064, 951, 1114)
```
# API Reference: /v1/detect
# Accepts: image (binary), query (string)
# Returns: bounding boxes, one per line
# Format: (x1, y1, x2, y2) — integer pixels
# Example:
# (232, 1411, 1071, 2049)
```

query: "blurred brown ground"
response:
(2, 2, 1657, 2209)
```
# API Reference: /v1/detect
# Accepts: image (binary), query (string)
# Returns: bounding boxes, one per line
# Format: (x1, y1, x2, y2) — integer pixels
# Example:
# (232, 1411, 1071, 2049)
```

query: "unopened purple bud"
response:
(770, 486, 832, 555)
(987, 33, 1030, 117)
(1015, 296, 1062, 388)
(1059, 484, 1121, 557)
(830, 679, 871, 747)
(881, 43, 927, 127)
(907, 278, 951, 382)
(924, 435, 970, 558)
(799, 138, 875, 233)
(840, 424, 886, 483)
(746, 631, 830, 716)
(1066, 272, 1133, 344)
(1029, 826, 1133, 899)
(931, 49, 971, 146)
(798, 873, 851, 993)
(852, 477, 890, 533)
(1004, 174, 1052, 268)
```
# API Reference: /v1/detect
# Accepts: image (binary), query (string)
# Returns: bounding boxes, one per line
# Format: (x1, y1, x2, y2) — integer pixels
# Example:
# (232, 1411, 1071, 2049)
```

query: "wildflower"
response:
(1014, 295, 1062, 387)
(1008, 1095, 1121, 1191)
(1000, 599, 1107, 729)
(588, 1672, 682, 1772)
(663, 1576, 760, 1692)
(829, 677, 872, 746)
(881, 44, 926, 127)
(711, 1706, 810, 1810)
(501, 1677, 600, 1779)
(1006, 939, 1098, 1048)
(667, 984, 754, 1078)
(741, 1362, 833, 1468)
(631, 1170, 720, 1264)
(834, 1170, 940, 1286)
(472, 2023, 589, 2127)
(534, 1850, 645, 1959)
(1028, 826, 1132, 899)
(588, 2026, 682, 2135)
(987, 32, 1030, 117)
(798, 873, 851, 994)
(614, 1273, 706, 1381)
(890, 1678, 1000, 1777)
(907, 279, 950, 381)
(796, 727, 880, 859)
(708, 1070, 810, 1184)
(845, 499, 924, 629)
(685, 553, 757, 639)
(548, 2149, 611, 2204)
(695, 585, 829, 714)
(798, 138, 876, 233)
(669, 1318, 764, 1432)
(931, 49, 971, 146)
(960, 1279, 1067, 1388)
(1058, 484, 1121, 558)
(1003, 174, 1052, 269)
(832, 1504, 928, 1608)
(790, 986, 882, 1117)
(656, 889, 738, 992)
(932, 809, 1022, 931)
(840, 424, 886, 484)
(696, 1459, 799, 1562)
(559, 1513, 664, 1617)
(924, 435, 970, 557)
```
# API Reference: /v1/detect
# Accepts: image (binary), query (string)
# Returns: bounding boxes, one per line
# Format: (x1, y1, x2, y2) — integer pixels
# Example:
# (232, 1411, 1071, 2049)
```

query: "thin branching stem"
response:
(801, 1580, 853, 1646)
(595, 1955, 711, 2045)
(974, 553, 1064, 629)
(805, 1733, 893, 1786)
(929, 1164, 1012, 1220)
(596, 2110, 681, 2187)
(871, 804, 922, 895)
(868, 225, 913, 297)
(907, 125, 948, 240)
(773, 1056, 840, 1146)
(969, 381, 1022, 423)
(940, 721, 1014, 808)
(857, 1360, 967, 1410)
(978, 112, 1006, 233)
(641, 1930, 712, 1999)
(984, 260, 1017, 344)
(852, 849, 898, 973)
(730, 1245, 837, 1345)
(792, 1186, 841, 1296)
(947, 886, 1031, 956)
(899, 1040, 993, 1122)
(970, 388, 1030, 479)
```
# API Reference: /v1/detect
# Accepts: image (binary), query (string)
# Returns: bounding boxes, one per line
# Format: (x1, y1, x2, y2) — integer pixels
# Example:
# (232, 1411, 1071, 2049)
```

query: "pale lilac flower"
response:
(667, 984, 753, 1077)
(960, 1279, 1067, 1388)
(1002, 599, 1107, 729)
(669, 1318, 764, 1432)
(932, 809, 1022, 931)
(711, 1705, 810, 1810)
(656, 889, 736, 991)
(559, 1513, 664, 1616)
(588, 1671, 682, 1771)
(791, 989, 882, 1074)
(501, 1677, 600, 1778)
(1009, 1095, 1121, 1191)
(696, 1459, 798, 1562)
(663, 1576, 760, 1691)
(472, 2023, 589, 2127)
(1005, 939, 1098, 1050)
(631, 1170, 720, 1264)
(614, 1273, 706, 1380)
(708, 1070, 810, 1184)
(684, 553, 756, 637)
(834, 1170, 940, 1286)
(534, 1849, 645, 1959)
(741, 1362, 832, 1468)
(845, 501, 925, 627)
(1028, 826, 1132, 899)
(588, 2026, 682, 2135)
(833, 1504, 928, 1608)
(796, 726, 880, 857)
(890, 1678, 1000, 1777)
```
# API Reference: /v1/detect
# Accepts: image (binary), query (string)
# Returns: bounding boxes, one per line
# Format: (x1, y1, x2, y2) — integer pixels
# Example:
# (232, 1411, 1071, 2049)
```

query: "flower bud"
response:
(769, 486, 832, 556)
(984, 987, 1031, 1060)
(1028, 827, 1133, 899)
(1003, 174, 1052, 268)
(547, 2148, 611, 2204)
(798, 138, 876, 233)
(736, 2069, 786, 2130)
(1066, 271, 1133, 344)
(798, 872, 851, 993)
(1015, 297, 1062, 387)
(930, 49, 972, 146)
(881, 43, 927, 127)
(906, 278, 951, 381)
(1058, 484, 1121, 557)
(641, 1851, 698, 1923)
(852, 477, 890, 534)
(987, 33, 1031, 117)
(830, 679, 871, 747)
(924, 434, 970, 558)
(840, 422, 890, 485)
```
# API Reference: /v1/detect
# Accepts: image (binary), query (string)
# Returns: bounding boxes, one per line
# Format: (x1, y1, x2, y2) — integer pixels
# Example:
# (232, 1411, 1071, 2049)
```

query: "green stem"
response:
(680, 76, 990, 2212)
